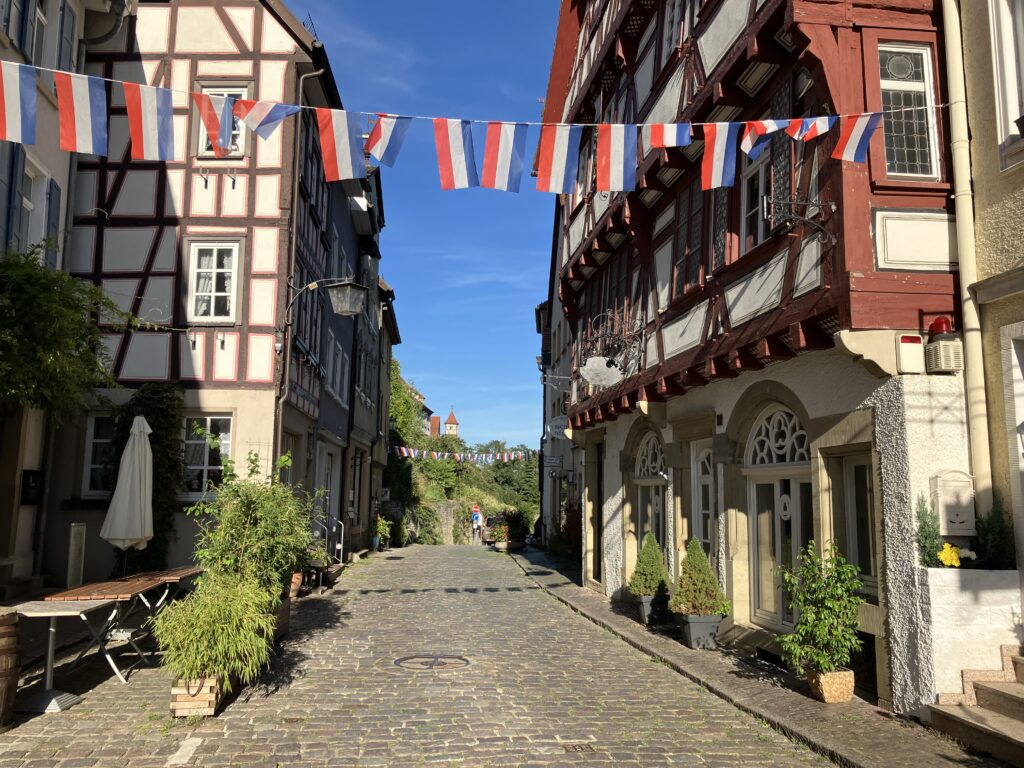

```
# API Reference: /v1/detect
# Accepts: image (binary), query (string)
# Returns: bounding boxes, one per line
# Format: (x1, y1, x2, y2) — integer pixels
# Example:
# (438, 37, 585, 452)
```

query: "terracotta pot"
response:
(493, 541, 509, 552)
(806, 668, 855, 703)
(289, 571, 302, 599)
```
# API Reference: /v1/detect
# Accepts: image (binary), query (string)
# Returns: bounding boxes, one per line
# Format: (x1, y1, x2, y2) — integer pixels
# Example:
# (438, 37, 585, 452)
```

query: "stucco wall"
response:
(922, 567, 1023, 694)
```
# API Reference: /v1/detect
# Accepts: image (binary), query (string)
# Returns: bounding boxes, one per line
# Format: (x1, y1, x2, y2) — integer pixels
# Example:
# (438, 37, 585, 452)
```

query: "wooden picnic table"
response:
(44, 576, 165, 602)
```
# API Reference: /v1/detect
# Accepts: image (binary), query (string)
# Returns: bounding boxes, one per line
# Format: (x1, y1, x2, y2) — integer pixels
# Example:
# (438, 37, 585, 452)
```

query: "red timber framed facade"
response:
(40, 0, 389, 586)
(539, 0, 971, 714)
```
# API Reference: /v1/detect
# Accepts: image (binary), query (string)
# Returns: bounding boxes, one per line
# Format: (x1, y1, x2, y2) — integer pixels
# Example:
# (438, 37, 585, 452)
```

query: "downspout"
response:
(942, 0, 993, 514)
(273, 68, 324, 465)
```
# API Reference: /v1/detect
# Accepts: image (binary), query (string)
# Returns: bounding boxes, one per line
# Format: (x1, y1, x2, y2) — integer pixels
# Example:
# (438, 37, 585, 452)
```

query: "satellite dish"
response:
(580, 356, 625, 387)
(546, 416, 568, 436)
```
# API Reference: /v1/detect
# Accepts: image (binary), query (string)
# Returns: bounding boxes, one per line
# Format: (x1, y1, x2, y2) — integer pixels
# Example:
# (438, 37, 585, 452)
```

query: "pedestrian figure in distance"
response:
(471, 508, 482, 545)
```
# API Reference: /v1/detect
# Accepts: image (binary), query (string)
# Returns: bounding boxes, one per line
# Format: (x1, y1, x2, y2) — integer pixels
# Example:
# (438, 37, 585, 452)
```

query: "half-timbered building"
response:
(539, 0, 984, 714)
(39, 0, 393, 583)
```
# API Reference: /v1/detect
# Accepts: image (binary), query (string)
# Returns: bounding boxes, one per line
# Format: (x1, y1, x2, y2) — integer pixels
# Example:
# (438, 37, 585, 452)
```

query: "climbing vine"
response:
(109, 383, 184, 574)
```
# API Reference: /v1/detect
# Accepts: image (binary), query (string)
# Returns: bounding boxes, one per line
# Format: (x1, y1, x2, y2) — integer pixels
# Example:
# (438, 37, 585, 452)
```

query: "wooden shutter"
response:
(57, 0, 76, 72)
(5, 0, 21, 47)
(0, 0, 10, 38)
(45, 178, 61, 269)
(20, 0, 35, 54)
(6, 146, 24, 253)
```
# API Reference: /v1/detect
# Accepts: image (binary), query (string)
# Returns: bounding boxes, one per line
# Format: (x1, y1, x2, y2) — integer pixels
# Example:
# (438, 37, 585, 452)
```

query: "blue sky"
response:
(287, 1, 558, 449)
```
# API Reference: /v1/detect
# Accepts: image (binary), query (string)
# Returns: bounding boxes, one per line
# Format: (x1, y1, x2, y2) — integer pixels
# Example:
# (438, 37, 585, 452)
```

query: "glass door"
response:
(752, 476, 813, 628)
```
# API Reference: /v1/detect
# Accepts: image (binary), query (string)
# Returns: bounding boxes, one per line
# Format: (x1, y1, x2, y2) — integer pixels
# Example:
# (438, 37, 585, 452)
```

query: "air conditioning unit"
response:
(925, 338, 964, 374)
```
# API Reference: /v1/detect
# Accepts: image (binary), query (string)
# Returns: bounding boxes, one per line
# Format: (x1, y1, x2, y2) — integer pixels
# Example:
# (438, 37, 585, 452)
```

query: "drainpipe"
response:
(941, 0, 993, 515)
(273, 68, 324, 465)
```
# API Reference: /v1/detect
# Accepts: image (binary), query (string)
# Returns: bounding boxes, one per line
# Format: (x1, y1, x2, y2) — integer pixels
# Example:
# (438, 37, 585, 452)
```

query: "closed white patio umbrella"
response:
(100, 415, 154, 551)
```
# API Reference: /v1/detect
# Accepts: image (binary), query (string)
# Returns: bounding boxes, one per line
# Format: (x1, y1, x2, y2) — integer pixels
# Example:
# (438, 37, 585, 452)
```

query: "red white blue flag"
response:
(433, 118, 478, 190)
(701, 122, 742, 190)
(192, 92, 235, 157)
(536, 124, 583, 194)
(232, 99, 300, 140)
(316, 108, 366, 182)
(642, 123, 691, 149)
(831, 113, 882, 163)
(786, 116, 837, 141)
(366, 113, 412, 167)
(55, 72, 107, 155)
(123, 83, 174, 161)
(596, 123, 637, 192)
(481, 121, 528, 192)
(0, 62, 37, 145)
(740, 119, 788, 160)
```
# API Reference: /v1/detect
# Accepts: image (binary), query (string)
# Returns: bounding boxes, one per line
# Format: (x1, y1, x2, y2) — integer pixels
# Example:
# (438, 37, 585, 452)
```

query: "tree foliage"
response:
(628, 534, 670, 597)
(670, 538, 730, 616)
(0, 249, 129, 420)
(915, 494, 942, 568)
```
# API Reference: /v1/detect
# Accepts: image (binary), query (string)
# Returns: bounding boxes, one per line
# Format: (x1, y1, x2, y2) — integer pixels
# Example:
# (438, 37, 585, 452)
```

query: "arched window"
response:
(693, 445, 714, 554)
(635, 433, 666, 480)
(746, 408, 810, 467)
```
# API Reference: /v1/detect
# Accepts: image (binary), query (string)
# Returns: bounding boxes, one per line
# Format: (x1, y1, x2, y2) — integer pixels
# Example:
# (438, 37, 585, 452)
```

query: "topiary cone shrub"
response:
(670, 538, 730, 649)
(628, 534, 670, 625)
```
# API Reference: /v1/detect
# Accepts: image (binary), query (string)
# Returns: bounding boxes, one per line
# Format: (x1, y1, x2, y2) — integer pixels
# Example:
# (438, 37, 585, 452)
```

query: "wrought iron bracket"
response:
(762, 195, 838, 246)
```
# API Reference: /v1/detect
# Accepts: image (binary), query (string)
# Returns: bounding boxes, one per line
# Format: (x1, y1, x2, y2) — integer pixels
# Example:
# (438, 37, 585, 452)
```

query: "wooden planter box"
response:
(170, 676, 224, 718)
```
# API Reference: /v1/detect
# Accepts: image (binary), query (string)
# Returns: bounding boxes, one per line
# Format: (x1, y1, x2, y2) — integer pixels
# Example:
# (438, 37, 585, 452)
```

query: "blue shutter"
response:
(59, 1, 76, 72)
(6, 146, 24, 253)
(0, 143, 11, 253)
(7, 0, 22, 49)
(44, 178, 60, 269)
(20, 0, 35, 53)
(0, 0, 10, 39)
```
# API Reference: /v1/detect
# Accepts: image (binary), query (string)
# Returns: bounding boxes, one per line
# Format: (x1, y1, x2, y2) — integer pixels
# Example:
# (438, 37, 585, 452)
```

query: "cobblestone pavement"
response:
(1, 546, 829, 767)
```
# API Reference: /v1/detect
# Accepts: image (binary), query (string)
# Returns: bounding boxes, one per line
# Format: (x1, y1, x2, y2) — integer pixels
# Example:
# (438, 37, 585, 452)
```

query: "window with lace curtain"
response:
(187, 242, 238, 323)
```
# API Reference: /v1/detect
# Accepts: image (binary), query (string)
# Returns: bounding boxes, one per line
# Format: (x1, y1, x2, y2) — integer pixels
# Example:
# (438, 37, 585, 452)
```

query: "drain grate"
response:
(562, 744, 595, 753)
(394, 654, 470, 670)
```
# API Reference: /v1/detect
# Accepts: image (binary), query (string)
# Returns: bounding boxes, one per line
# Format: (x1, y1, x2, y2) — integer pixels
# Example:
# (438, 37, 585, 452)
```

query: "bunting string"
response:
(392, 447, 534, 465)
(6, 60, 947, 193)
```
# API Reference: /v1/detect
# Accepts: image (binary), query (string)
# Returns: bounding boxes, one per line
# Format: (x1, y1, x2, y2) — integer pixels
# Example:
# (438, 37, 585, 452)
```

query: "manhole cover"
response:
(394, 654, 470, 670)
(562, 744, 595, 753)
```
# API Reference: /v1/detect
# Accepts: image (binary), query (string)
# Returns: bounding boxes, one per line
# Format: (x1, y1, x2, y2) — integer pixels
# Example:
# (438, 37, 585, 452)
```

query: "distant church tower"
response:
(445, 407, 459, 437)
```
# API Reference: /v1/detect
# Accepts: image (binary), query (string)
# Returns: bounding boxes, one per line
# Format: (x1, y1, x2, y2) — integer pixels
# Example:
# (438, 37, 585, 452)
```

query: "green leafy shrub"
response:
(506, 510, 530, 541)
(628, 534, 670, 597)
(915, 494, 942, 568)
(779, 542, 863, 675)
(392, 516, 409, 548)
(975, 500, 1017, 569)
(670, 538, 730, 616)
(153, 572, 274, 693)
(413, 506, 443, 545)
(489, 522, 509, 542)
(375, 516, 392, 541)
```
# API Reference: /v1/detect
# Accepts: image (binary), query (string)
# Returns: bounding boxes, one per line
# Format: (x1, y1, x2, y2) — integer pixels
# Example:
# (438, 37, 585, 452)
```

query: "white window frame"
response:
(187, 241, 239, 324)
(197, 85, 247, 159)
(81, 412, 115, 498)
(989, 0, 1024, 169)
(182, 414, 232, 499)
(843, 455, 879, 596)
(691, 439, 714, 555)
(878, 43, 940, 179)
(739, 149, 771, 253)
(30, 3, 46, 68)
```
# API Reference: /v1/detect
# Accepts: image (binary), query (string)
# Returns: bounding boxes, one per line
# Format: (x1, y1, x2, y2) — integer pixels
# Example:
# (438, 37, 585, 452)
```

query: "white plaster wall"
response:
(922, 568, 1023, 694)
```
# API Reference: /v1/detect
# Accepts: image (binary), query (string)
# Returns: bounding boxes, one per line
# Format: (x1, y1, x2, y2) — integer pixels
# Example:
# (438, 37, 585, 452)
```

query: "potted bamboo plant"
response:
(154, 448, 313, 717)
(669, 538, 730, 649)
(779, 542, 863, 703)
(627, 534, 670, 626)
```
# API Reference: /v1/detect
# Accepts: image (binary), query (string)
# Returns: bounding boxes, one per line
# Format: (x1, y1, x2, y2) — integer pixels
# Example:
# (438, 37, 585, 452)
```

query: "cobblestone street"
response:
(0, 546, 829, 767)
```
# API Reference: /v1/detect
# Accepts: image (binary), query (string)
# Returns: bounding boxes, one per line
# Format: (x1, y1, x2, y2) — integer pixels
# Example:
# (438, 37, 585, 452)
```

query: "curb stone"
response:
(509, 549, 1004, 768)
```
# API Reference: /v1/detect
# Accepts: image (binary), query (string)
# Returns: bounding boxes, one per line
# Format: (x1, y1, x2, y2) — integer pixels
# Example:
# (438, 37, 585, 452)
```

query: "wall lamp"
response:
(284, 278, 368, 323)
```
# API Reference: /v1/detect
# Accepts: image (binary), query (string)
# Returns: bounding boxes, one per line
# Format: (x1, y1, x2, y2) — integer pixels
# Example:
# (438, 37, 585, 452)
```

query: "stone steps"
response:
(930, 704, 1024, 767)
(930, 645, 1024, 764)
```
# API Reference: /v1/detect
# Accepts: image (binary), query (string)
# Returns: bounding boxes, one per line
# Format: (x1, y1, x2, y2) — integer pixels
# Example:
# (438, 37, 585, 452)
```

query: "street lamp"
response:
(284, 278, 368, 324)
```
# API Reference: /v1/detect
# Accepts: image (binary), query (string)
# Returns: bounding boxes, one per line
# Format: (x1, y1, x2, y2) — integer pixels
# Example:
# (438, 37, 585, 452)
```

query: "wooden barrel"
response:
(0, 613, 19, 726)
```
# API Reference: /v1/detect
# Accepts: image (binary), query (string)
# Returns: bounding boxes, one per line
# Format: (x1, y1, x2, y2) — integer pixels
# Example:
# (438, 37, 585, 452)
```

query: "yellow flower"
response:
(938, 542, 961, 568)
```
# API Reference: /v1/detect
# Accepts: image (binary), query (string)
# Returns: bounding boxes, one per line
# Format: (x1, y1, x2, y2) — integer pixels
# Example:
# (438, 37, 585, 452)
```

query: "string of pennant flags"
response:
(392, 447, 534, 464)
(0, 60, 934, 192)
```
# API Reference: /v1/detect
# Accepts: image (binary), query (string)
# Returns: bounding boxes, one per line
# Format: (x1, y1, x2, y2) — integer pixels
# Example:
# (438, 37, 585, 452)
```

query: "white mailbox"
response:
(930, 470, 976, 536)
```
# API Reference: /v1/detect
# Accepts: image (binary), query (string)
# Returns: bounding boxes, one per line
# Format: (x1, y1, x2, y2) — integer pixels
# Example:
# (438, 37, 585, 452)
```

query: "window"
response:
(709, 188, 729, 273)
(740, 149, 771, 252)
(990, 0, 1024, 167)
(661, 0, 685, 68)
(672, 177, 703, 297)
(183, 415, 231, 495)
(843, 456, 878, 593)
(82, 413, 115, 496)
(634, 17, 657, 107)
(198, 86, 246, 157)
(878, 44, 939, 178)
(187, 242, 238, 322)
(691, 441, 714, 556)
(56, 0, 75, 73)
(29, 3, 45, 67)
